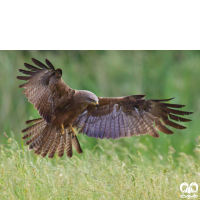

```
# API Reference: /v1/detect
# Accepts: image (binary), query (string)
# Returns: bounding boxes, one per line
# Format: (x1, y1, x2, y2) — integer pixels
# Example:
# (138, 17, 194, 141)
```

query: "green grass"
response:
(1, 136, 200, 199)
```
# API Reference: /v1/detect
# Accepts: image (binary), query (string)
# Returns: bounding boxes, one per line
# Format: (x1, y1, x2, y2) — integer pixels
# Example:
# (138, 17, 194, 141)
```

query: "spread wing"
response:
(73, 95, 193, 139)
(17, 58, 74, 123)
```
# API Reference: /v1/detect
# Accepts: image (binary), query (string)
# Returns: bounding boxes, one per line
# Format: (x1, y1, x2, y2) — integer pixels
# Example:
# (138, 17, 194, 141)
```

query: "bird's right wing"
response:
(17, 58, 75, 123)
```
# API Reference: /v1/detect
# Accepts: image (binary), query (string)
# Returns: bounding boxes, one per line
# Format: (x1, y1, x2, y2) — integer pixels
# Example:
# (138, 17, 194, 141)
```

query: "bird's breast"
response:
(53, 101, 88, 127)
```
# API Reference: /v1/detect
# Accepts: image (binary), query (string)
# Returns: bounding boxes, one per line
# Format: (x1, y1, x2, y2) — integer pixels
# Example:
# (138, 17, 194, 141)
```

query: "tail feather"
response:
(57, 136, 65, 157)
(22, 121, 46, 133)
(22, 124, 46, 140)
(34, 145, 43, 155)
(63, 131, 67, 146)
(48, 133, 60, 159)
(32, 125, 52, 154)
(29, 131, 46, 150)
(25, 129, 44, 146)
(41, 128, 57, 158)
(66, 132, 72, 158)
(22, 118, 83, 159)
(72, 135, 83, 154)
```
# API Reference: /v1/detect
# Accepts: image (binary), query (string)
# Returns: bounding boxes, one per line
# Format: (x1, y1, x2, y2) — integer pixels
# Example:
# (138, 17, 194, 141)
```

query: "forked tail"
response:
(21, 118, 83, 158)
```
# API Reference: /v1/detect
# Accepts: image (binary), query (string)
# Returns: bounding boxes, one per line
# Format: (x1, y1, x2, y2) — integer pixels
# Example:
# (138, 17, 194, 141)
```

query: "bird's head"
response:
(83, 90, 99, 108)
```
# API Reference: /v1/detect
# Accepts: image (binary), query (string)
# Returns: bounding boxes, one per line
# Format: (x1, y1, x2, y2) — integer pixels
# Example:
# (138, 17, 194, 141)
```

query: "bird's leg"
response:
(61, 124, 65, 135)
(70, 126, 76, 138)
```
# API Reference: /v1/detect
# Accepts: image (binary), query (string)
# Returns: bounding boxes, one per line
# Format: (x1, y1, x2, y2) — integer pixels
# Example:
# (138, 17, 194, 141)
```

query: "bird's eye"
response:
(87, 98, 92, 102)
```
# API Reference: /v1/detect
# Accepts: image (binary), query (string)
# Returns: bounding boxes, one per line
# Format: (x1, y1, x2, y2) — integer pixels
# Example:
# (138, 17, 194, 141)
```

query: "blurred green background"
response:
(0, 50, 199, 164)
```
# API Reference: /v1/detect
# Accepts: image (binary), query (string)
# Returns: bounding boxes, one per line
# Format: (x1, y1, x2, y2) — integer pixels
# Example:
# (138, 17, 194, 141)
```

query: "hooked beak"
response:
(93, 102, 99, 108)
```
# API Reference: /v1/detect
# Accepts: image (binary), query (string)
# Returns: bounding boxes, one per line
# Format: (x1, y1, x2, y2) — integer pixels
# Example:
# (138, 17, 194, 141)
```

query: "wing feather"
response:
(163, 107, 193, 116)
(45, 59, 55, 70)
(74, 96, 192, 139)
(94, 119, 101, 138)
(32, 58, 49, 69)
(119, 114, 125, 138)
(136, 116, 146, 135)
(110, 118, 115, 139)
(114, 115, 120, 139)
(17, 58, 74, 123)
(154, 118, 174, 134)
(24, 63, 41, 72)
(122, 113, 130, 137)
(82, 120, 89, 135)
(105, 115, 111, 139)
(169, 114, 191, 122)
(89, 124, 95, 138)
(99, 116, 107, 139)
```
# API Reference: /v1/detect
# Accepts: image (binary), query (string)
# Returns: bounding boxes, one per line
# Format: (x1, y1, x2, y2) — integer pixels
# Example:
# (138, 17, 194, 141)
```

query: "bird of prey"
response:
(17, 58, 193, 159)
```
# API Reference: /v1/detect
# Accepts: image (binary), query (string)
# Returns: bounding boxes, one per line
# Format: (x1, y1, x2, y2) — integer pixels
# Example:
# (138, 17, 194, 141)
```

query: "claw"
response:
(71, 126, 76, 138)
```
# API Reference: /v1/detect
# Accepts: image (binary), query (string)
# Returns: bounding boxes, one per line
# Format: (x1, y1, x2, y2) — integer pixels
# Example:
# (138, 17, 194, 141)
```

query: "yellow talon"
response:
(71, 126, 76, 134)
(61, 124, 65, 135)
(71, 126, 76, 138)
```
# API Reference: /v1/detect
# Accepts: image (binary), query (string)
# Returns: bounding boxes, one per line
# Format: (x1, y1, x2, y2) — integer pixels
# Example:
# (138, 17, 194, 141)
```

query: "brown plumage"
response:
(72, 134, 83, 154)
(17, 58, 193, 159)
(65, 131, 73, 158)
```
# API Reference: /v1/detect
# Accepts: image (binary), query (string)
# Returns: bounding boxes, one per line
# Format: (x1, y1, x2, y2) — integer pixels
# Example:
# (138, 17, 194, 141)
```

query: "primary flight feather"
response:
(17, 58, 193, 159)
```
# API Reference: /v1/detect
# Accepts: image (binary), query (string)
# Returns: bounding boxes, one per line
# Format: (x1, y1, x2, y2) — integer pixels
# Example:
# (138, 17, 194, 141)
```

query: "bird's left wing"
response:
(73, 95, 193, 139)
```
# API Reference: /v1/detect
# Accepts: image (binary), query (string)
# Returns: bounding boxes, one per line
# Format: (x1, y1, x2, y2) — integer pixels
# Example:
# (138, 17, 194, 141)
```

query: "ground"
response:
(0, 135, 199, 200)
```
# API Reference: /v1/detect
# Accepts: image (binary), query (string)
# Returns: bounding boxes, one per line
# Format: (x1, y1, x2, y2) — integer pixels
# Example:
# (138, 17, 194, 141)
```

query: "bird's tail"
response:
(21, 118, 83, 159)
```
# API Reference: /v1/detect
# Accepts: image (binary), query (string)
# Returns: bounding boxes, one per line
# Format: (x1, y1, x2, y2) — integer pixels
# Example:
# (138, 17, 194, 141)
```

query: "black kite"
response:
(17, 58, 193, 159)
